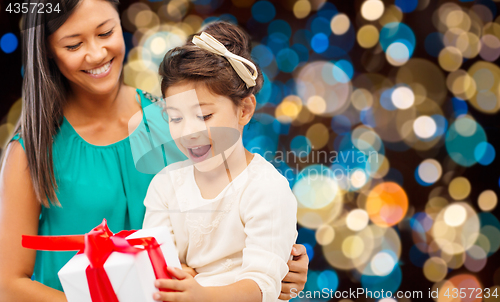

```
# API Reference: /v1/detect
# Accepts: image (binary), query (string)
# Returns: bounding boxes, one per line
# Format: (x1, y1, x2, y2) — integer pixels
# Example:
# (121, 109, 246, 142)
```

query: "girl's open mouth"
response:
(188, 145, 212, 163)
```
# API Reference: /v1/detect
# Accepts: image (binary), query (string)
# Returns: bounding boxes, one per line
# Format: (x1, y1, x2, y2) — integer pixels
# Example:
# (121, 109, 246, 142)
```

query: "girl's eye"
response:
(169, 117, 182, 123)
(198, 114, 213, 121)
(99, 29, 114, 37)
(65, 43, 82, 51)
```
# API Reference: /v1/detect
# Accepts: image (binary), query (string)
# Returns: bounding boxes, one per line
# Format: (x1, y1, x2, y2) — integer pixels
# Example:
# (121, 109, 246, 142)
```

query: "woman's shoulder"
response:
(137, 89, 164, 105)
(10, 132, 25, 150)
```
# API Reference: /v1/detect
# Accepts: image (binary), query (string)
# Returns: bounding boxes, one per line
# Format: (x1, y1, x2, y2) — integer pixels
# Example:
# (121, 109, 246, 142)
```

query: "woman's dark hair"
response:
(159, 21, 264, 106)
(11, 0, 119, 207)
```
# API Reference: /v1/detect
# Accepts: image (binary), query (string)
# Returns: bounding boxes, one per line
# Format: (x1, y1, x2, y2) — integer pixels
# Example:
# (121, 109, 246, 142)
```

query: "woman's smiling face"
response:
(48, 0, 124, 95)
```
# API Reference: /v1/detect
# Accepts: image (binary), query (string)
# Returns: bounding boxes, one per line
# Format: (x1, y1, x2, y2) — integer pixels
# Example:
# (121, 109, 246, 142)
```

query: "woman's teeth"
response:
(84, 60, 111, 75)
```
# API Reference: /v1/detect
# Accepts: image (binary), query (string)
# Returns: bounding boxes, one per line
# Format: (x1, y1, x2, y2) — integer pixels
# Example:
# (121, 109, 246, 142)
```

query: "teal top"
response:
(11, 89, 186, 291)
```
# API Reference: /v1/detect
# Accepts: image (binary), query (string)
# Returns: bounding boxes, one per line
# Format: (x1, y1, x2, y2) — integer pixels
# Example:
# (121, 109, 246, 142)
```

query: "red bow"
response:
(22, 219, 172, 302)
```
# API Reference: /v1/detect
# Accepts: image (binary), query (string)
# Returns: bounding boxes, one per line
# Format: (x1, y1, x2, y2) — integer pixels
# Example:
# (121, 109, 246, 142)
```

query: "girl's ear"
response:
(238, 95, 256, 126)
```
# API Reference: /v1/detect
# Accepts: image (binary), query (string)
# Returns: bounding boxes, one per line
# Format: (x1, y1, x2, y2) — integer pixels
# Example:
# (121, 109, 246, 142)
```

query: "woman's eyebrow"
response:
(59, 19, 113, 42)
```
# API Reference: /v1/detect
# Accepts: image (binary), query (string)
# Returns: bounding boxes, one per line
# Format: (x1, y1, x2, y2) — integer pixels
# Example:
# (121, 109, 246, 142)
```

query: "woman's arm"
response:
(0, 142, 67, 302)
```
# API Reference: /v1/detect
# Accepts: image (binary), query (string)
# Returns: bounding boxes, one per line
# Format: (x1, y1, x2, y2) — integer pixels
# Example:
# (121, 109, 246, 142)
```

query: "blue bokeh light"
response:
(395, 0, 418, 13)
(331, 115, 352, 134)
(251, 1, 276, 23)
(477, 0, 497, 16)
(311, 33, 329, 53)
(380, 89, 397, 111)
(252, 44, 274, 67)
(445, 117, 487, 167)
(380, 22, 416, 57)
(219, 13, 238, 24)
(255, 72, 272, 109)
(276, 48, 299, 73)
(297, 227, 316, 247)
(415, 167, 433, 187)
(0, 33, 18, 54)
(330, 22, 356, 53)
(475, 142, 496, 166)
(452, 97, 468, 117)
(432, 114, 448, 137)
(292, 43, 309, 63)
(385, 168, 404, 187)
(311, 17, 331, 36)
(316, 2, 338, 19)
(409, 244, 429, 268)
(303, 243, 315, 261)
(361, 264, 402, 295)
(424, 32, 445, 57)
(268, 20, 292, 40)
(293, 29, 312, 46)
(244, 113, 280, 160)
(317, 270, 339, 292)
(291, 135, 312, 156)
(333, 60, 353, 83)
(266, 33, 289, 55)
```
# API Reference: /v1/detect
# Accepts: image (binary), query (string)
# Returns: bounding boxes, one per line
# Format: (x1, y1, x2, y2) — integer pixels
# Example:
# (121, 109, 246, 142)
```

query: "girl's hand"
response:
(280, 244, 309, 300)
(153, 266, 210, 302)
(181, 263, 197, 278)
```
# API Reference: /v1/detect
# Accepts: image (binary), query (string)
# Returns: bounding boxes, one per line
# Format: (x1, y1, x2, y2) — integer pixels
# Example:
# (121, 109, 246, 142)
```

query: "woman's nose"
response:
(85, 40, 107, 65)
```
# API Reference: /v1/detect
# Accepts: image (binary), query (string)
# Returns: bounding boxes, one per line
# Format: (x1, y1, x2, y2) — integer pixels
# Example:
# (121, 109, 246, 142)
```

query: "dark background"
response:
(1, 0, 499, 301)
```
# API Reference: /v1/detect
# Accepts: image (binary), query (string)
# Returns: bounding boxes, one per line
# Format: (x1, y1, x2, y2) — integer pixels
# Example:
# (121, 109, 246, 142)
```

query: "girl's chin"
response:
(193, 154, 224, 172)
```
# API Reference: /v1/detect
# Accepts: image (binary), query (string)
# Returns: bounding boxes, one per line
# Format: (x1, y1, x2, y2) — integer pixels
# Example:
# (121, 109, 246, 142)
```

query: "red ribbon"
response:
(22, 219, 172, 302)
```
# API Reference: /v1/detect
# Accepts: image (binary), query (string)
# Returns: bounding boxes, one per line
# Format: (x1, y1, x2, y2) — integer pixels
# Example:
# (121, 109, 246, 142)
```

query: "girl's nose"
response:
(182, 119, 207, 138)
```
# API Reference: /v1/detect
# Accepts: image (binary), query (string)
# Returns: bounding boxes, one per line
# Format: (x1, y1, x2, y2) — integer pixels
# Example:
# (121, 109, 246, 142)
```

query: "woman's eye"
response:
(169, 117, 182, 123)
(99, 29, 114, 37)
(198, 114, 213, 121)
(65, 43, 82, 50)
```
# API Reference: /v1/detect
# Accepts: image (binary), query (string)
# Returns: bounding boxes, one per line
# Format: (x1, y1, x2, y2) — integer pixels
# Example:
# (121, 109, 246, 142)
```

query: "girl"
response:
(143, 22, 299, 302)
(0, 1, 308, 301)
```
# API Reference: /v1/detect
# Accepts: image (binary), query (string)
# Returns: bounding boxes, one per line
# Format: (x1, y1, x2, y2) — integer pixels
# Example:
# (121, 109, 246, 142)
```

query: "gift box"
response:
(22, 219, 181, 302)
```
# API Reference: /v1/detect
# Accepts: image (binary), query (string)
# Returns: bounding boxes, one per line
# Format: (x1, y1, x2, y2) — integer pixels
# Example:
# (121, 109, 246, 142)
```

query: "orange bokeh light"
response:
(438, 274, 482, 302)
(366, 182, 408, 227)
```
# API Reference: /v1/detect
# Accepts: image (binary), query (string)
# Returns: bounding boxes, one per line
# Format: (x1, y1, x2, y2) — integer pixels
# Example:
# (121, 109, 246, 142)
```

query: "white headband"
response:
(192, 32, 258, 88)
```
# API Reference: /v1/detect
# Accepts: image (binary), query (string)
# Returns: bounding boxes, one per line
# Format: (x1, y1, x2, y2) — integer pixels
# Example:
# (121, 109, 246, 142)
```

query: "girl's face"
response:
(48, 0, 124, 95)
(164, 81, 253, 172)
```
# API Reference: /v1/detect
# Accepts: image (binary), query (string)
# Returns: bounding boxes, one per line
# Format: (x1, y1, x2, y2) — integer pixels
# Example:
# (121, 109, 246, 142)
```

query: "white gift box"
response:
(58, 226, 181, 302)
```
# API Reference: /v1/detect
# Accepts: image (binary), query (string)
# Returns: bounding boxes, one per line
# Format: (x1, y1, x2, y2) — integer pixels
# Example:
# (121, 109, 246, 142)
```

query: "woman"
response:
(0, 0, 308, 301)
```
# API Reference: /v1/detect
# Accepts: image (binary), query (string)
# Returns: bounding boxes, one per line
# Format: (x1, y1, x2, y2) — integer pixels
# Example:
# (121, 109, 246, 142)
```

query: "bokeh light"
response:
(0, 33, 18, 54)
(361, 0, 385, 21)
(448, 177, 471, 200)
(346, 209, 369, 231)
(252, 1, 276, 23)
(3, 1, 500, 300)
(366, 182, 408, 227)
(413, 116, 437, 139)
(330, 13, 350, 35)
(478, 190, 497, 212)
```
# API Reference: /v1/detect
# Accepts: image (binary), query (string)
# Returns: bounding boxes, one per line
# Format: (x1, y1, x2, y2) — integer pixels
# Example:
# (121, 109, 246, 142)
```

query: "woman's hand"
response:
(279, 244, 309, 300)
(153, 266, 209, 302)
(181, 263, 197, 278)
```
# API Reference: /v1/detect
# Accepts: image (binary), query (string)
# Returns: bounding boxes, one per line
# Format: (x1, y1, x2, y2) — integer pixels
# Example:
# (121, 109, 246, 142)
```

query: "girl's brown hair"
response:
(159, 21, 264, 105)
